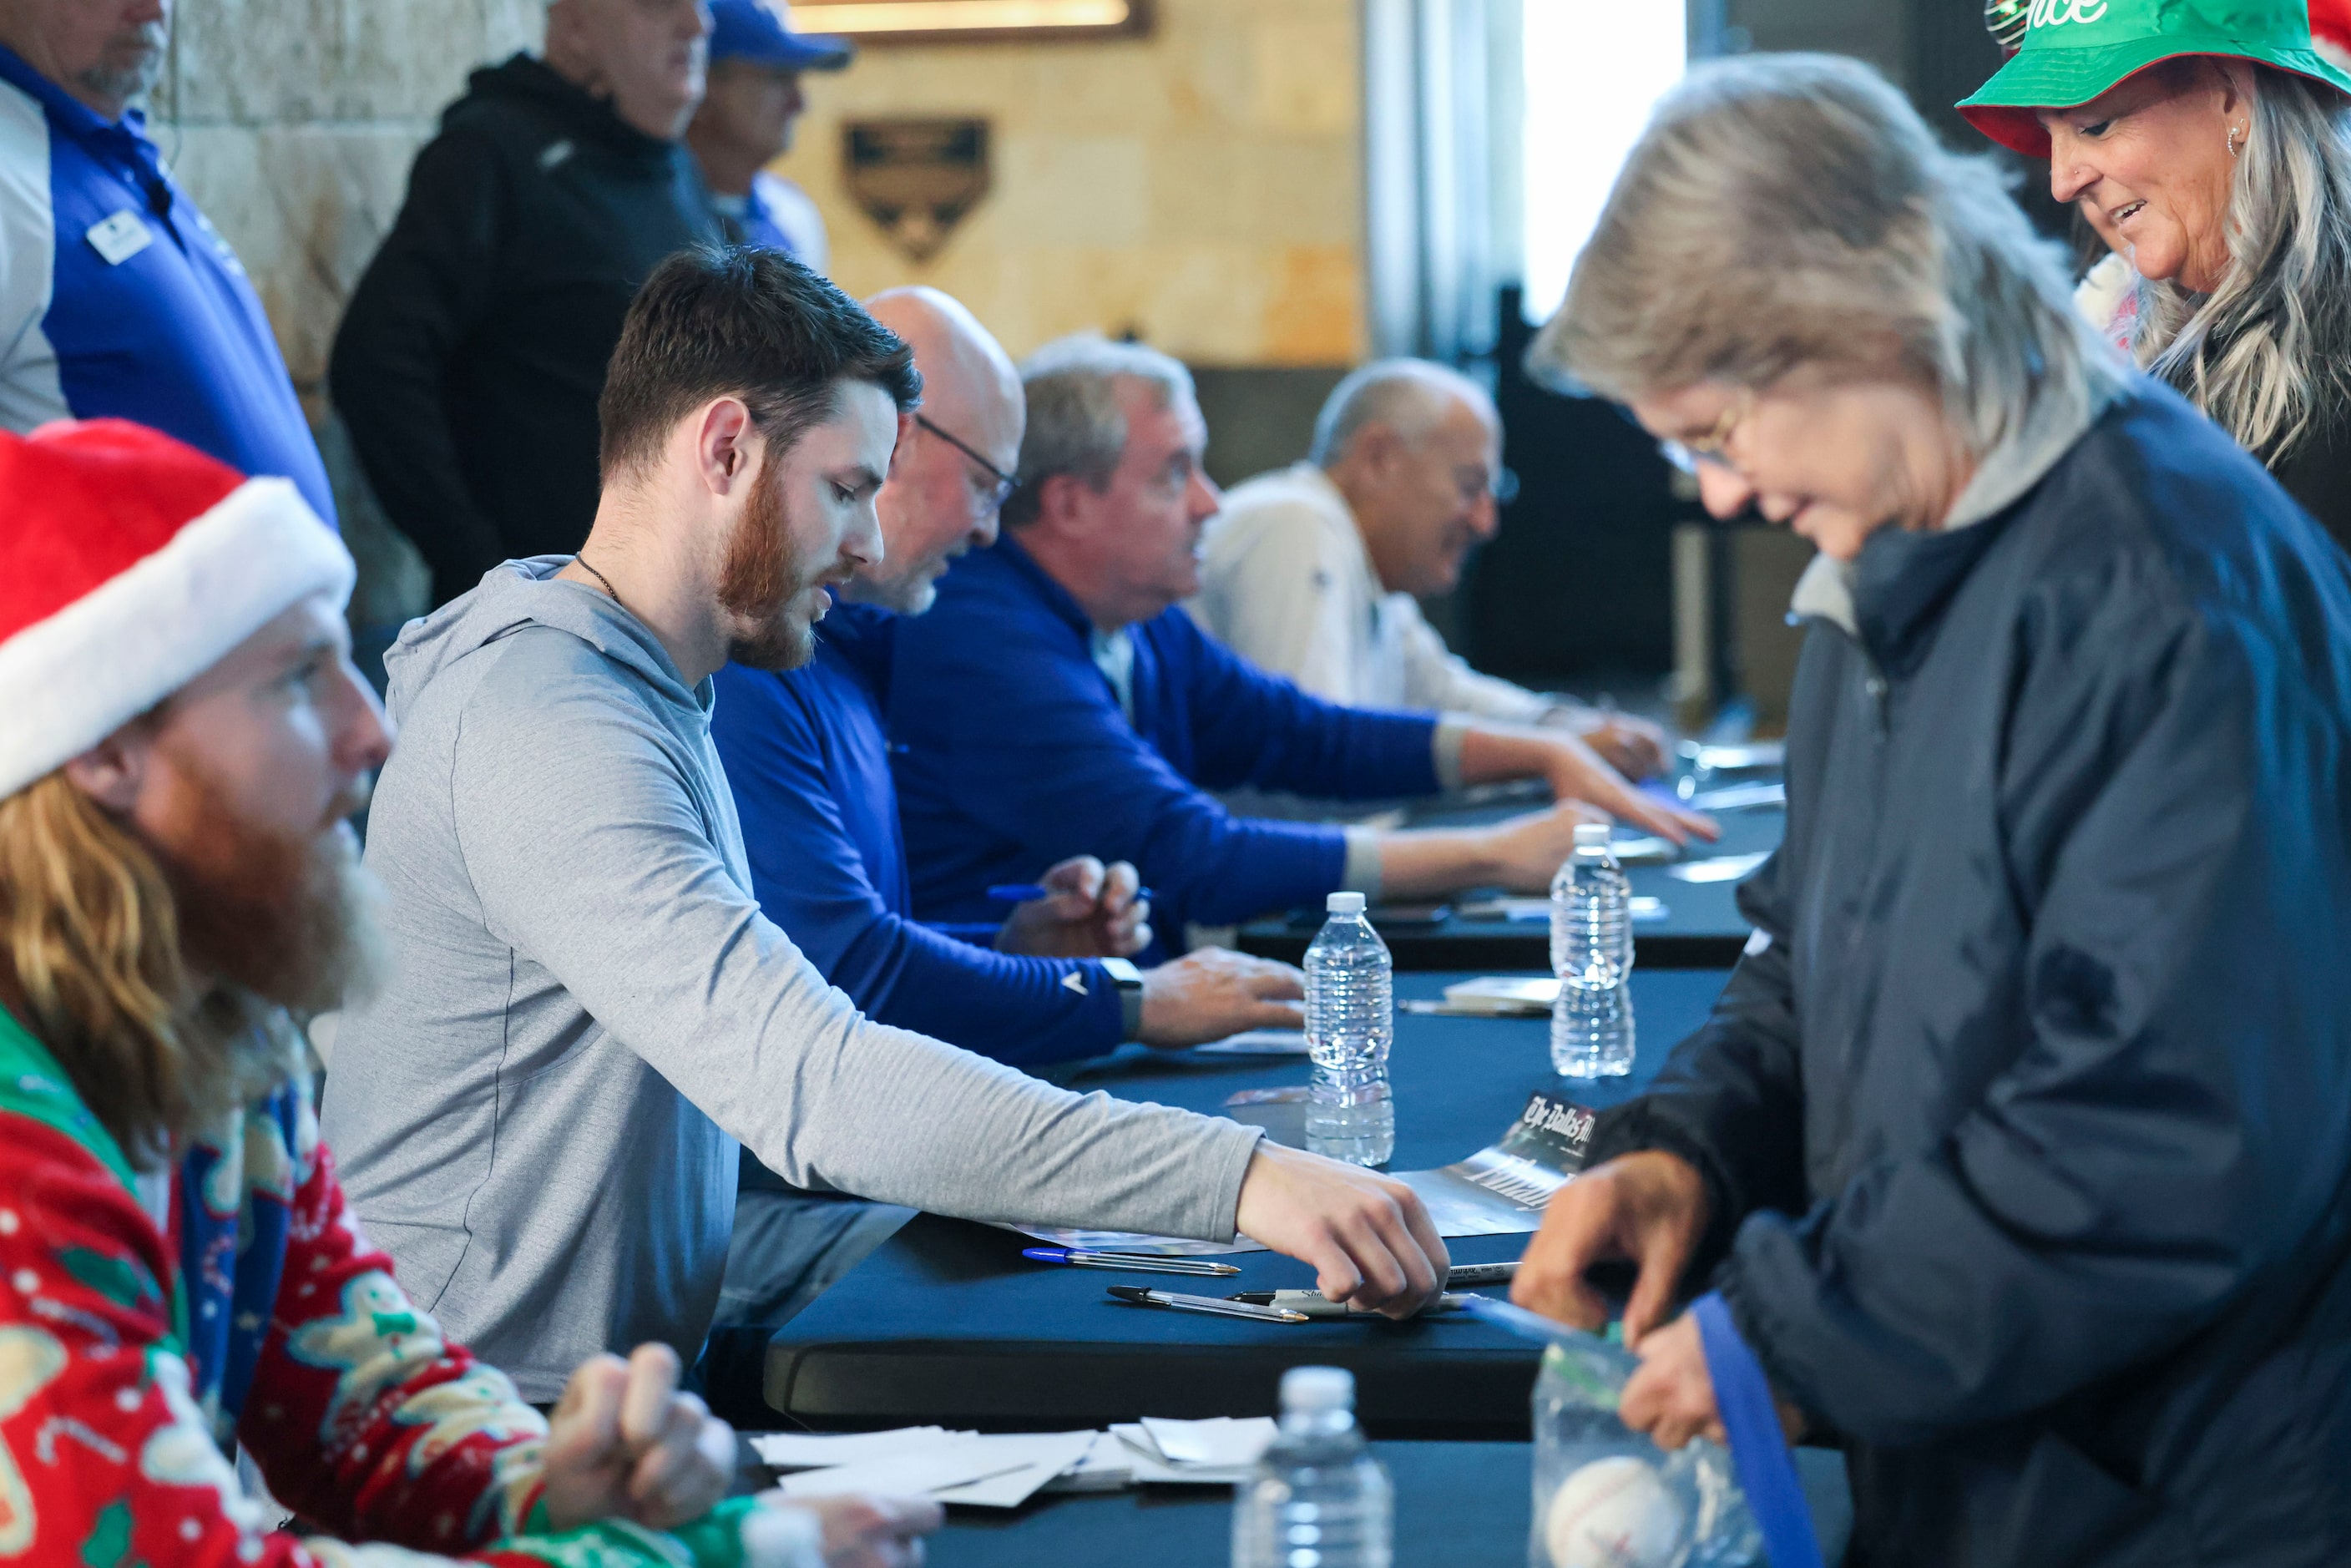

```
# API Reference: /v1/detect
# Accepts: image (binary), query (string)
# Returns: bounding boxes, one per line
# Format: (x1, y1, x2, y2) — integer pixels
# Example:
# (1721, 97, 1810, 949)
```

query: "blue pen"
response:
(1021, 1246, 1238, 1277)
(1456, 1293, 1600, 1346)
(988, 883, 1158, 904)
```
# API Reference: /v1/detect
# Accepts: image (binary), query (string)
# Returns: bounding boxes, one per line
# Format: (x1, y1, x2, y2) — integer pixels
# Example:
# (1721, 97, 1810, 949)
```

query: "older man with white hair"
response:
(1196, 359, 1666, 778)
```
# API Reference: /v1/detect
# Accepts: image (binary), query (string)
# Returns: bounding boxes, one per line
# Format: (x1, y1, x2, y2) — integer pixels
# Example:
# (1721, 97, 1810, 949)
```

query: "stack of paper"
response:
(1191, 1027, 1309, 1056)
(749, 1418, 1277, 1507)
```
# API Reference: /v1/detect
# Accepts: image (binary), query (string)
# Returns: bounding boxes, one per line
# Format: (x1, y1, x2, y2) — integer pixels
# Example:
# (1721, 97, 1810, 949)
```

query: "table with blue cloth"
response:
(752, 970, 1730, 1439)
(1236, 796, 1782, 972)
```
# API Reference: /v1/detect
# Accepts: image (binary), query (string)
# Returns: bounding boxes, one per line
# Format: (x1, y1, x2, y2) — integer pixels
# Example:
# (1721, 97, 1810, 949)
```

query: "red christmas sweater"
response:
(0, 1007, 780, 1567)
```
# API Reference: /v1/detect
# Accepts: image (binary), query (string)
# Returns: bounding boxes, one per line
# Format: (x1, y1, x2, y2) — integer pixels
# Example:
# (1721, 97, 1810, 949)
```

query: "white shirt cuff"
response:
(1340, 827, 1384, 898)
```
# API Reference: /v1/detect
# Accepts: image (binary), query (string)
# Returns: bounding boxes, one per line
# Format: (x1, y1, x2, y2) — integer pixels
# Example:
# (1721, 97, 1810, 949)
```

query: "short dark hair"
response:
(599, 245, 923, 480)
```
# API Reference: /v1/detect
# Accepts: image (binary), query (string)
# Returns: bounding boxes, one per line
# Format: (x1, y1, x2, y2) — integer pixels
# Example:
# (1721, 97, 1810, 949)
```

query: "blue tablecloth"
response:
(751, 970, 1734, 1439)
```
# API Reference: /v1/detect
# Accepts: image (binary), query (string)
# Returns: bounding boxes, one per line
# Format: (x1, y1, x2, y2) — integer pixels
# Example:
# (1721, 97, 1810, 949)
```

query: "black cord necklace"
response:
(575, 554, 626, 614)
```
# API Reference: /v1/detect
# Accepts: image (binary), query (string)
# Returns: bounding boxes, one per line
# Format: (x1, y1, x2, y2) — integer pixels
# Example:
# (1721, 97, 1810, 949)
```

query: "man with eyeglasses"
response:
(1195, 359, 1668, 779)
(887, 336, 1715, 964)
(702, 291, 1312, 1342)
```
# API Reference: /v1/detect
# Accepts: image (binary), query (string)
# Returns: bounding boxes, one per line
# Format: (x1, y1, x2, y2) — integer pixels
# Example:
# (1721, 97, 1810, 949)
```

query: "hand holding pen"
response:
(989, 856, 1152, 959)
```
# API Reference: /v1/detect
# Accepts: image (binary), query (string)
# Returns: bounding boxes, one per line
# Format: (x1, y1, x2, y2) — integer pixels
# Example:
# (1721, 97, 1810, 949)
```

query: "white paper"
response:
(1109, 1424, 1258, 1485)
(1457, 895, 1666, 923)
(1137, 1415, 1278, 1468)
(999, 1222, 1268, 1257)
(927, 1432, 1100, 1507)
(750, 1427, 967, 1470)
(1191, 1028, 1309, 1056)
(1667, 852, 1772, 883)
(1042, 1430, 1140, 1493)
(772, 1444, 1031, 1501)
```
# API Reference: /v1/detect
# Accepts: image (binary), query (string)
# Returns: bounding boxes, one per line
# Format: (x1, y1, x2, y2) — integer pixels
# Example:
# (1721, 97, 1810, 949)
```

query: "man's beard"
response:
(149, 762, 388, 1019)
(720, 457, 826, 672)
(78, 21, 167, 107)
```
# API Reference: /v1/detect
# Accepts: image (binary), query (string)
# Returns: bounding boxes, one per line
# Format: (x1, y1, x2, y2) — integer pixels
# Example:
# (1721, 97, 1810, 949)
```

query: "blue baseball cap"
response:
(708, 0, 853, 72)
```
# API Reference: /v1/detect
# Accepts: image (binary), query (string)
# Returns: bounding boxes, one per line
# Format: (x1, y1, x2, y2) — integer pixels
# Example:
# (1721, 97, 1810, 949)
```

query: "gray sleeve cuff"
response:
(1432, 717, 1469, 792)
(1120, 979, 1145, 1041)
(1340, 826, 1384, 899)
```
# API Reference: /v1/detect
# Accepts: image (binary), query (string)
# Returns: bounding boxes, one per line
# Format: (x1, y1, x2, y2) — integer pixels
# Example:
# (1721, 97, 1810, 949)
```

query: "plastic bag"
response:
(1529, 1333, 1761, 1568)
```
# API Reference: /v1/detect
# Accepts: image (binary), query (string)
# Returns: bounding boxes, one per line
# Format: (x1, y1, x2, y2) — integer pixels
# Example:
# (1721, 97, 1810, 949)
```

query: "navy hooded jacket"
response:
(710, 603, 1125, 1067)
(1595, 383, 2351, 1565)
(887, 534, 1443, 952)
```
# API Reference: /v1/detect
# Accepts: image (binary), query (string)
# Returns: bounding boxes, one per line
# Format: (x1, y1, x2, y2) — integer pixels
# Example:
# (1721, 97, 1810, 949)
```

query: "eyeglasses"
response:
(1454, 463, 1520, 507)
(916, 413, 1019, 508)
(1656, 391, 1752, 477)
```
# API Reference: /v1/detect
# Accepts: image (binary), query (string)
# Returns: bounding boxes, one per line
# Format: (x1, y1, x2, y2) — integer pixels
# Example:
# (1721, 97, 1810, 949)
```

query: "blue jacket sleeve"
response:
(1160, 611, 1443, 798)
(892, 605, 1356, 928)
(711, 668, 1124, 1068)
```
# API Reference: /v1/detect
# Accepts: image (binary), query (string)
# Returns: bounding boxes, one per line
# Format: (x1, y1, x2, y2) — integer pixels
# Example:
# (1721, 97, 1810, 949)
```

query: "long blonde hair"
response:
(0, 771, 276, 1167)
(2135, 64, 2351, 463)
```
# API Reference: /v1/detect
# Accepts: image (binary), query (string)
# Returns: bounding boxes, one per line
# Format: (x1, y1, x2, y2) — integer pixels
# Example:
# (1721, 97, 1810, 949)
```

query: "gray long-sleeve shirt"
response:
(321, 559, 1263, 1398)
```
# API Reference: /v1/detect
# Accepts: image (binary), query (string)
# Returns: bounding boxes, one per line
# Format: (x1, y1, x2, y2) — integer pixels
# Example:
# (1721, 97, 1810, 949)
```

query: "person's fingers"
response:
(1510, 1186, 1622, 1330)
(1617, 1358, 1666, 1434)
(1246, 961, 1306, 1000)
(1099, 860, 1140, 913)
(1358, 1189, 1443, 1319)
(1242, 999, 1306, 1030)
(1117, 918, 1152, 958)
(1620, 1224, 1697, 1343)
(628, 1397, 730, 1525)
(547, 1353, 629, 1467)
(619, 1342, 681, 1449)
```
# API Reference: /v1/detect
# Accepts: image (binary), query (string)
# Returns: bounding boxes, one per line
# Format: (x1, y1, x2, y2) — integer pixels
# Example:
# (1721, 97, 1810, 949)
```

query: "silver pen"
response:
(1107, 1286, 1312, 1323)
(1226, 1291, 1475, 1318)
(1021, 1246, 1242, 1277)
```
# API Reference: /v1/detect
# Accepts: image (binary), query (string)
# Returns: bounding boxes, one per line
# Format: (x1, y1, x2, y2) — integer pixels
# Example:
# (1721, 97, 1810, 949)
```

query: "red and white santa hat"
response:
(0, 419, 354, 801)
(2316, 0, 2351, 72)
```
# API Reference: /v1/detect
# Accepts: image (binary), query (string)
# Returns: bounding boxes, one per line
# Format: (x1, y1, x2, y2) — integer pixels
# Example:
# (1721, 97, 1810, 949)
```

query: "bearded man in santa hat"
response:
(0, 419, 934, 1567)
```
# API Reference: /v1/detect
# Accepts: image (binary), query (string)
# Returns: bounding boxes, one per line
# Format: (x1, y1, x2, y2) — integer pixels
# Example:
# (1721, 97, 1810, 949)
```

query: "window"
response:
(1519, 0, 1687, 324)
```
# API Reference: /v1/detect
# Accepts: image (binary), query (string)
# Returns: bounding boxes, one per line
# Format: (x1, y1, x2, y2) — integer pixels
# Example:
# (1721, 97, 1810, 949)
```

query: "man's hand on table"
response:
(1511, 1150, 1709, 1341)
(1234, 1141, 1450, 1318)
(542, 1343, 734, 1530)
(1457, 723, 1716, 849)
(995, 856, 1149, 958)
(1563, 711, 1672, 781)
(1138, 948, 1304, 1047)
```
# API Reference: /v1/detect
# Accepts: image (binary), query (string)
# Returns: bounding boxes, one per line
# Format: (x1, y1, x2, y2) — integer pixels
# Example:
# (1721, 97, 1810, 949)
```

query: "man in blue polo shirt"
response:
(0, 0, 334, 525)
(891, 336, 1716, 953)
(710, 287, 1307, 1075)
(685, 0, 842, 266)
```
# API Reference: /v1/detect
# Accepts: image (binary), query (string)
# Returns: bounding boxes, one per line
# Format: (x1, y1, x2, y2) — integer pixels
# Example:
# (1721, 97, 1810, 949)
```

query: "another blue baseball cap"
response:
(708, 0, 853, 72)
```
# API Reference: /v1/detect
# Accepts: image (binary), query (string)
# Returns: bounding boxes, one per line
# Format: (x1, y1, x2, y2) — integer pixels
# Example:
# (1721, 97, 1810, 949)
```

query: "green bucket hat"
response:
(1959, 0, 2351, 157)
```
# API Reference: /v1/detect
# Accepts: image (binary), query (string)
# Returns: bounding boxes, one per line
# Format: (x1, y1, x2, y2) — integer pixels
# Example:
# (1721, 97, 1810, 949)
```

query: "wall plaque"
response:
(842, 117, 990, 263)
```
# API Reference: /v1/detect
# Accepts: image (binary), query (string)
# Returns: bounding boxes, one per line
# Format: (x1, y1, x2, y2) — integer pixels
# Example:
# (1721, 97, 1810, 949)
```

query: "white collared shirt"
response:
(1189, 463, 1559, 723)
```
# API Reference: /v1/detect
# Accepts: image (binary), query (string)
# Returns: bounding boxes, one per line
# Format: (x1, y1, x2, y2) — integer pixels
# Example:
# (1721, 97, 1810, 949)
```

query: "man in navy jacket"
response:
(889, 335, 1714, 952)
(711, 289, 1307, 1069)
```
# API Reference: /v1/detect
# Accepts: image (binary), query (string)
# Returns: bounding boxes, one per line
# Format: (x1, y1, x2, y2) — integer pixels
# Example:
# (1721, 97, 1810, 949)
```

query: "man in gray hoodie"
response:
(321, 246, 1447, 1401)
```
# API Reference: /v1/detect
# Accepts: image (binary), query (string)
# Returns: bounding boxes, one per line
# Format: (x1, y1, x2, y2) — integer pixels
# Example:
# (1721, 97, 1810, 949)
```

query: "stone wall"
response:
(147, 0, 1366, 624)
(773, 0, 1366, 365)
(153, 0, 545, 629)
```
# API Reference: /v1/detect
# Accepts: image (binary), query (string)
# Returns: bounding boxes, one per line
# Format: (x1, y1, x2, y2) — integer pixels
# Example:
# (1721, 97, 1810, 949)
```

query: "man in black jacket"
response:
(1514, 57, 2351, 1565)
(331, 0, 720, 606)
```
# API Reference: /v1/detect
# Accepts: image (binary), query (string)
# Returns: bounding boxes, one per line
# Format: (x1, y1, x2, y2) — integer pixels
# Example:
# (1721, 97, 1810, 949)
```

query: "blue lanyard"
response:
(1691, 1292, 1824, 1568)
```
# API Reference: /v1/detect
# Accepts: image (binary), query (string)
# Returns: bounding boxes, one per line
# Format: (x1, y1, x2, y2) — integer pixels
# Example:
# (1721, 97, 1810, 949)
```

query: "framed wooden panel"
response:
(788, 0, 1153, 45)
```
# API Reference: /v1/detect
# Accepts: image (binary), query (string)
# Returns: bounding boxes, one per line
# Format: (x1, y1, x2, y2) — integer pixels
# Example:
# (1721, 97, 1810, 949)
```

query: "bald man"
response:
(704, 288, 1305, 1333)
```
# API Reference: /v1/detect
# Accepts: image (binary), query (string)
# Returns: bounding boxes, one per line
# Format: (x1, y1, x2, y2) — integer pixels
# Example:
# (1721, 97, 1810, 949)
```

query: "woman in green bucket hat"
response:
(1961, 0, 2351, 548)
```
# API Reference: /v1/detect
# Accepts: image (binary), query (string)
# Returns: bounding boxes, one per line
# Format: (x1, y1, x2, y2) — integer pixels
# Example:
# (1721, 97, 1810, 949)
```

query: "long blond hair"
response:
(0, 771, 273, 1167)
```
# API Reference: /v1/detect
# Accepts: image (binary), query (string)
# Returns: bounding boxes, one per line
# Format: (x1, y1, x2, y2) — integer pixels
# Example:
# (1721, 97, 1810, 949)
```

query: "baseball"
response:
(1544, 1454, 1685, 1568)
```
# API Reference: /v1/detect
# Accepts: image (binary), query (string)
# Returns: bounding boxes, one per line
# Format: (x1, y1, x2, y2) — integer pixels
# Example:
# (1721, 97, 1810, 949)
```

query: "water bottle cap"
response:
(1326, 892, 1367, 915)
(1572, 822, 1613, 852)
(1280, 1364, 1355, 1413)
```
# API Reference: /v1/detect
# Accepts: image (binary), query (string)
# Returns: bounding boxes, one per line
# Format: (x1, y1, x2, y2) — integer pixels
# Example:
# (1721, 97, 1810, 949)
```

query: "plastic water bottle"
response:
(1232, 1366, 1393, 1568)
(1551, 822, 1636, 1078)
(1303, 893, 1394, 1166)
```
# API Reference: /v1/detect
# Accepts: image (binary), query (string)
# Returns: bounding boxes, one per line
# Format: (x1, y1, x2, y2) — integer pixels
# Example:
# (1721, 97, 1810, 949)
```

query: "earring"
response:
(2227, 124, 2244, 158)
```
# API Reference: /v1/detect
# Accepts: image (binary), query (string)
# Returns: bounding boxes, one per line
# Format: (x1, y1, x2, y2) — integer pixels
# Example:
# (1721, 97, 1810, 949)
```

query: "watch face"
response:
(1100, 957, 1145, 987)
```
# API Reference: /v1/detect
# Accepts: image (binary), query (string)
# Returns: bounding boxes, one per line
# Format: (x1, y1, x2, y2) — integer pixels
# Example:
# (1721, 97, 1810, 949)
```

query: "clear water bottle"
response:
(1232, 1366, 1393, 1568)
(1550, 822, 1636, 1078)
(1304, 892, 1394, 1166)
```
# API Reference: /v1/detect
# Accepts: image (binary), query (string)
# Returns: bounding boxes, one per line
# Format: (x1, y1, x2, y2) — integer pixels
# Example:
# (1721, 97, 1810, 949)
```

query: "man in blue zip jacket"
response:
(888, 335, 1716, 957)
(0, 0, 335, 527)
(711, 288, 1307, 1071)
(702, 291, 1310, 1348)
